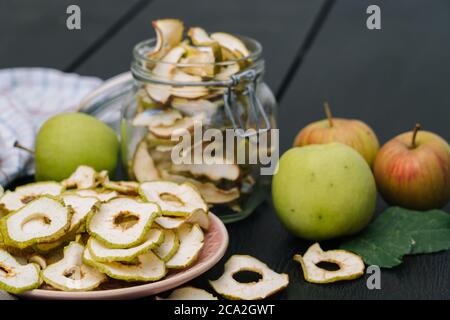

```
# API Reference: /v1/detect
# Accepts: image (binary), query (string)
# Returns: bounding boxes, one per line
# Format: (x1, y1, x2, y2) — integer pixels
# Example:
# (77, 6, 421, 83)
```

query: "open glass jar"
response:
(121, 36, 278, 223)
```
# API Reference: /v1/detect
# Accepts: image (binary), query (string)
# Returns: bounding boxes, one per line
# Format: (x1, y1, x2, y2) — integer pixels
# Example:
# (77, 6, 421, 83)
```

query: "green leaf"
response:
(340, 207, 450, 268)
(400, 208, 450, 254)
(340, 208, 413, 268)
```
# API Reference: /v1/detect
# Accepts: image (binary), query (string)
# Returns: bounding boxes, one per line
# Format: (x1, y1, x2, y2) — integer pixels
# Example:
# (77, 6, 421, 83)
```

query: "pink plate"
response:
(19, 213, 228, 300)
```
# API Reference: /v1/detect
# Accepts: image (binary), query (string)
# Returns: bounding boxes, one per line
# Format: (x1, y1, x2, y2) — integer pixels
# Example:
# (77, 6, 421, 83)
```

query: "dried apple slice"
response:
(62, 195, 99, 233)
(149, 116, 197, 139)
(172, 69, 204, 82)
(209, 255, 289, 300)
(210, 32, 250, 57)
(15, 193, 94, 253)
(145, 84, 171, 105)
(96, 170, 109, 185)
(188, 27, 214, 46)
(171, 160, 240, 182)
(159, 169, 240, 204)
(166, 224, 204, 269)
(157, 286, 218, 300)
(293, 243, 365, 284)
(0, 182, 63, 213)
(83, 248, 166, 282)
(139, 181, 207, 216)
(87, 197, 160, 249)
(187, 27, 222, 60)
(154, 216, 185, 229)
(171, 98, 221, 120)
(220, 47, 241, 61)
(87, 228, 163, 262)
(146, 46, 186, 103)
(198, 184, 240, 204)
(136, 88, 162, 112)
(28, 253, 47, 269)
(74, 189, 119, 202)
(132, 140, 160, 182)
(61, 165, 97, 189)
(149, 19, 184, 60)
(186, 210, 210, 229)
(0, 249, 41, 294)
(103, 180, 139, 196)
(34, 240, 66, 254)
(42, 242, 106, 292)
(132, 109, 182, 128)
(155, 210, 210, 230)
(155, 145, 174, 153)
(215, 63, 240, 80)
(170, 70, 209, 99)
(0, 196, 72, 249)
(154, 228, 179, 262)
(180, 46, 215, 77)
(33, 194, 100, 251)
(146, 132, 177, 146)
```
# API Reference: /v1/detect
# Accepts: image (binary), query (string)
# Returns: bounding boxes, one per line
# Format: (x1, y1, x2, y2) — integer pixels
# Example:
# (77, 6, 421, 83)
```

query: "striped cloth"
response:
(0, 68, 102, 186)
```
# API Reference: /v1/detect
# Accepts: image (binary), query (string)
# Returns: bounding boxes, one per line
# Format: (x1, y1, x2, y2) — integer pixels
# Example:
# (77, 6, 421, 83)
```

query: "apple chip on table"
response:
(0, 165, 210, 294)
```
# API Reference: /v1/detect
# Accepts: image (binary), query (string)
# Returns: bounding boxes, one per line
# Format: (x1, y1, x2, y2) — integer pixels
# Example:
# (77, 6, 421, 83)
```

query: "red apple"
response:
(374, 124, 450, 210)
(294, 103, 380, 166)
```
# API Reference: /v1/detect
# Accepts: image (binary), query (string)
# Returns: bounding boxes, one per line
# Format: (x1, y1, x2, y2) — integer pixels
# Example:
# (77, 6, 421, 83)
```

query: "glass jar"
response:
(121, 36, 278, 223)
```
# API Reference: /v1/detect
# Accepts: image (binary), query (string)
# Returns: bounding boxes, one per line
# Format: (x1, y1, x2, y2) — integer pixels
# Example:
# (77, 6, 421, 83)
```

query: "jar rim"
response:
(132, 34, 263, 68)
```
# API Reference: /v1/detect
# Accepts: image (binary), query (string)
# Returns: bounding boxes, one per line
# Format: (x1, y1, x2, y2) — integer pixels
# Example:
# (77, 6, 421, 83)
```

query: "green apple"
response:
(374, 124, 450, 210)
(35, 112, 119, 181)
(293, 103, 379, 167)
(272, 143, 376, 240)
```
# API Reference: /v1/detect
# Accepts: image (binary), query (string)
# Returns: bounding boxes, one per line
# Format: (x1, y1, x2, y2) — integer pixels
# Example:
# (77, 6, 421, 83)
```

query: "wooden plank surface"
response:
(277, 0, 450, 299)
(0, 0, 143, 70)
(74, 0, 327, 92)
(279, 0, 450, 153)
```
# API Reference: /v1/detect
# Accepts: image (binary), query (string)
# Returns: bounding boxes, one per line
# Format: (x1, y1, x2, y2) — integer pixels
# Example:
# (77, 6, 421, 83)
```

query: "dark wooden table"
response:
(2, 0, 450, 299)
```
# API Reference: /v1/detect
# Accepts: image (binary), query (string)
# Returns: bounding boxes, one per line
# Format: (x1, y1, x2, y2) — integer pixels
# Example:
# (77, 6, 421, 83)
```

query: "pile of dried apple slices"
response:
(0, 165, 209, 293)
(130, 19, 257, 215)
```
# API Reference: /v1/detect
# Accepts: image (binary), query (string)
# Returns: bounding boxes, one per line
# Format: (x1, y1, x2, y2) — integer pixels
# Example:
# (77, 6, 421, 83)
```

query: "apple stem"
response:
(324, 102, 333, 127)
(411, 123, 421, 149)
(13, 141, 35, 155)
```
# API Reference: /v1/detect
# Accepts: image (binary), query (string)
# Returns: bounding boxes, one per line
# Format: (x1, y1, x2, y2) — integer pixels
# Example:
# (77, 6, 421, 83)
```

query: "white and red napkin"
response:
(0, 68, 102, 186)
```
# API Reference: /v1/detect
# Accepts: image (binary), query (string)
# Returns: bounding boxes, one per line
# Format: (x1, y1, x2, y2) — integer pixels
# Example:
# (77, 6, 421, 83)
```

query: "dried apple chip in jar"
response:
(131, 140, 160, 183)
(83, 248, 166, 282)
(149, 19, 184, 60)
